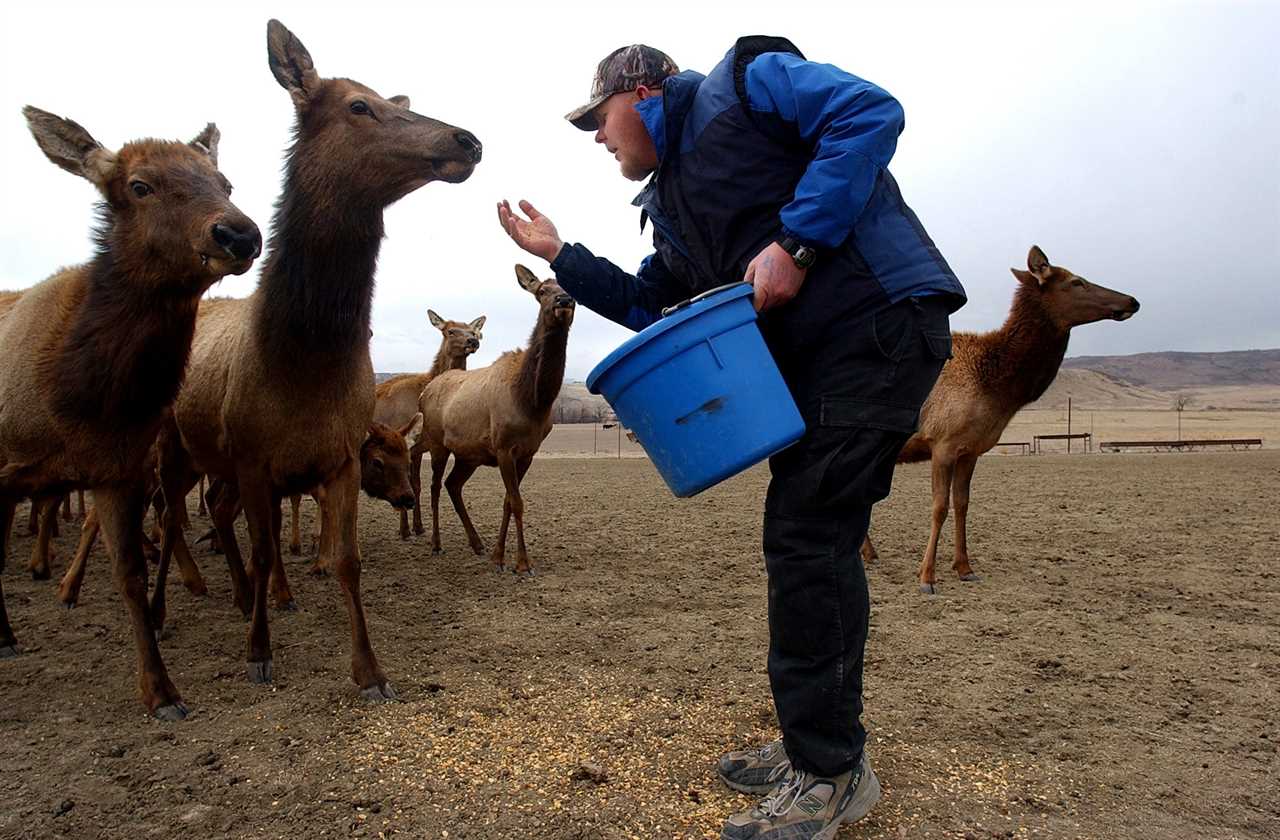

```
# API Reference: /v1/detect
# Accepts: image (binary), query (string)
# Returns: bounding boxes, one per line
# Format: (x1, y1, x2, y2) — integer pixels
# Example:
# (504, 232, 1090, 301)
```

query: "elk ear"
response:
(388, 95, 411, 108)
(24, 106, 117, 190)
(189, 123, 220, 167)
(401, 412, 424, 450)
(1027, 245, 1052, 282)
(469, 315, 486, 332)
(427, 309, 446, 330)
(515, 264, 541, 293)
(1011, 268, 1041, 288)
(267, 19, 321, 109)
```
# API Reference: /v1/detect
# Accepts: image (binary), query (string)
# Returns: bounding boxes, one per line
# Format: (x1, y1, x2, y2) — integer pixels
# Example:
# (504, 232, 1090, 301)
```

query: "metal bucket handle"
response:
(660, 282, 749, 319)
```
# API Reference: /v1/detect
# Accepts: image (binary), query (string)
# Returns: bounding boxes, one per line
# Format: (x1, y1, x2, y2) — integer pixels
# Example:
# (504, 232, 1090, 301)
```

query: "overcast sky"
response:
(2, 1, 1276, 380)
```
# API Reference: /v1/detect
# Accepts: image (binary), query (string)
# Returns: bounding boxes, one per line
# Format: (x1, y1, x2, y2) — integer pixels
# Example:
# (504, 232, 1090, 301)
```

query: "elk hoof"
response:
(0, 644, 19, 659)
(307, 565, 328, 578)
(919, 582, 938, 595)
(958, 573, 982, 582)
(513, 567, 535, 579)
(153, 702, 189, 722)
(288, 545, 301, 557)
(413, 524, 425, 536)
(360, 682, 398, 703)
(247, 659, 274, 684)
(431, 546, 443, 556)
(31, 567, 51, 581)
(275, 599, 299, 612)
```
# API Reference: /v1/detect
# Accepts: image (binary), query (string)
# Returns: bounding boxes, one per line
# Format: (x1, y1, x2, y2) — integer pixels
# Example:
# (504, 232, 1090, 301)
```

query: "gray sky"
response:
(2, 0, 1277, 381)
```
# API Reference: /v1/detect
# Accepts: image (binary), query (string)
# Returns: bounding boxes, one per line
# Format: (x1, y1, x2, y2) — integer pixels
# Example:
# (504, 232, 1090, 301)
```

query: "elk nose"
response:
(455, 131, 482, 162)
(212, 222, 262, 261)
(555, 294, 575, 308)
(1128, 297, 1140, 312)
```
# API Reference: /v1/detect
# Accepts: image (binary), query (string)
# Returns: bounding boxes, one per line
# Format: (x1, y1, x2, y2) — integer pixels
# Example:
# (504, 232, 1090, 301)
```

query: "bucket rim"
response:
(585, 282, 754, 394)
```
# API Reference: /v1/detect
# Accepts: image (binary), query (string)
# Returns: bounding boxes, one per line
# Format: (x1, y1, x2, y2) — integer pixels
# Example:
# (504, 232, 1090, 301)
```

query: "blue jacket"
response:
(552, 36, 966, 362)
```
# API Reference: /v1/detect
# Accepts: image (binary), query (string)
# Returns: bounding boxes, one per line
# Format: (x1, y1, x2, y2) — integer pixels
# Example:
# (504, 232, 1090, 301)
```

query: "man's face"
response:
(592, 89, 660, 181)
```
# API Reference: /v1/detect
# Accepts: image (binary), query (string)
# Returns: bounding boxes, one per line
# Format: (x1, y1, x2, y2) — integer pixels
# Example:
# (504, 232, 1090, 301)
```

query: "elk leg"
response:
(1, 496, 19, 656)
(96, 483, 186, 719)
(860, 533, 879, 565)
(493, 496, 511, 573)
(428, 449, 447, 554)
(25, 500, 39, 536)
(203, 478, 224, 554)
(151, 475, 206, 597)
(76, 490, 86, 521)
(28, 496, 59, 580)
(196, 475, 207, 517)
(61, 493, 72, 522)
(444, 458, 485, 556)
(268, 499, 295, 611)
(288, 494, 302, 556)
(58, 505, 100, 607)
(918, 456, 956, 595)
(237, 476, 277, 685)
(308, 488, 329, 576)
(210, 482, 252, 618)
(410, 449, 425, 536)
(951, 455, 980, 581)
(325, 457, 394, 701)
(510, 455, 534, 576)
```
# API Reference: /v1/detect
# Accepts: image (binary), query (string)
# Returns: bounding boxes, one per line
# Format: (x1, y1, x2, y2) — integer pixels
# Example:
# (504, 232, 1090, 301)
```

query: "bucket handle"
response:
(660, 282, 749, 318)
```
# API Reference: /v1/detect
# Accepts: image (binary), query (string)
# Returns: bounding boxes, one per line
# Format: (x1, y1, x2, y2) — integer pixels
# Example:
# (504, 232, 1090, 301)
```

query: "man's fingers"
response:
(518, 199, 543, 221)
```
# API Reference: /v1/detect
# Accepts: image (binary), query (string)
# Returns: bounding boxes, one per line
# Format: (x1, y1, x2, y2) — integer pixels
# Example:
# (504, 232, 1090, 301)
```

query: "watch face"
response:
(794, 246, 816, 269)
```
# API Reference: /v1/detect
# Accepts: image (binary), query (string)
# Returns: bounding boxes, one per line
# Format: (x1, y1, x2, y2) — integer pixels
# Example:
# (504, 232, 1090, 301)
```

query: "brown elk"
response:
(287, 414, 423, 560)
(154, 20, 480, 702)
(374, 310, 485, 539)
(863, 246, 1139, 594)
(419, 266, 574, 575)
(0, 108, 260, 720)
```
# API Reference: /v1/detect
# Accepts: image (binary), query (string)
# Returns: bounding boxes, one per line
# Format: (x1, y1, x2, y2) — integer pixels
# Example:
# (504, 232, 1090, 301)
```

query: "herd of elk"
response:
(374, 310, 485, 539)
(2, 20, 1144, 727)
(417, 266, 575, 575)
(862, 246, 1140, 594)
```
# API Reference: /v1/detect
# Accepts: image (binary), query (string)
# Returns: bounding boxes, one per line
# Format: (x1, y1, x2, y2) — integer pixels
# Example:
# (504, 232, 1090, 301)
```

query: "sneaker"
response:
(720, 752, 881, 840)
(717, 738, 792, 794)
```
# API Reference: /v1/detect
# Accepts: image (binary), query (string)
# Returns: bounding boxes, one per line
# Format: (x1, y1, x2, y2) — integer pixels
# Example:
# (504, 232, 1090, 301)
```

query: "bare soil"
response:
(1, 450, 1277, 839)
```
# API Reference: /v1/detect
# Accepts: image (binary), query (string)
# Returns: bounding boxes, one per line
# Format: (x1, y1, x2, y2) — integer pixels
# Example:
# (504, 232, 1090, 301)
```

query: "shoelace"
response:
(758, 770, 808, 818)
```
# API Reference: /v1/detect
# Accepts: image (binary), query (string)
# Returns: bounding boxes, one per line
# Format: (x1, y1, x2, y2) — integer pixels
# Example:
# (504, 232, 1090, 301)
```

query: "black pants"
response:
(764, 295, 952, 778)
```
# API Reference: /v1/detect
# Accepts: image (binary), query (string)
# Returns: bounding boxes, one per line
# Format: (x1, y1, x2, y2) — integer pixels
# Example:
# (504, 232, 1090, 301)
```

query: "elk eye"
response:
(350, 101, 370, 115)
(372, 458, 384, 470)
(1072, 278, 1086, 287)
(130, 181, 153, 198)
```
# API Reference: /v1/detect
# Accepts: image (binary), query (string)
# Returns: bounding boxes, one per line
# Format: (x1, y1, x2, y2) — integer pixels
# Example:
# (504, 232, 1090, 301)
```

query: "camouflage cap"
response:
(565, 44, 679, 131)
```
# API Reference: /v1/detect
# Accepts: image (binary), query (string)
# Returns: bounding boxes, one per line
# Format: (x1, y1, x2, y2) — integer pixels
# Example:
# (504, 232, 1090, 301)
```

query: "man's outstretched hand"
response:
(497, 199, 565, 264)
(746, 241, 806, 312)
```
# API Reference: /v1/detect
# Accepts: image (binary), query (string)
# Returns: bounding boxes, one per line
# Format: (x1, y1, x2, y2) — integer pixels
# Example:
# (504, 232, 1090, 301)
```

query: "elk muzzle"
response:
(1113, 297, 1140, 321)
(211, 220, 263, 262)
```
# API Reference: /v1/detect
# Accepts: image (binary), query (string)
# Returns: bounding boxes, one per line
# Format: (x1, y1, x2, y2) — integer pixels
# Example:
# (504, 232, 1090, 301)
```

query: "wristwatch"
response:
(777, 235, 817, 270)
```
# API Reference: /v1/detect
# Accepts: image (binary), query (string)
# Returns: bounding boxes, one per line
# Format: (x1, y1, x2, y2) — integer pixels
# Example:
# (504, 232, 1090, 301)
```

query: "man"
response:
(498, 38, 966, 840)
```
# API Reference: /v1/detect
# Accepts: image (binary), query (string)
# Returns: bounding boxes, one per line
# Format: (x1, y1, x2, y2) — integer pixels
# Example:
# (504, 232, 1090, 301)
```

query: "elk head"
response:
(1012, 245, 1140, 330)
(515, 264, 575, 329)
(24, 106, 261, 291)
(428, 309, 485, 359)
(267, 19, 482, 208)
(360, 414, 423, 510)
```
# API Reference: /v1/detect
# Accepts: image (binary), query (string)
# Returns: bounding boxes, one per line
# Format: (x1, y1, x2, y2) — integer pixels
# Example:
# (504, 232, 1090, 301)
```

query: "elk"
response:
(0, 107, 260, 720)
(287, 414, 423, 561)
(863, 246, 1139, 594)
(374, 310, 485, 539)
(154, 20, 480, 702)
(419, 266, 574, 575)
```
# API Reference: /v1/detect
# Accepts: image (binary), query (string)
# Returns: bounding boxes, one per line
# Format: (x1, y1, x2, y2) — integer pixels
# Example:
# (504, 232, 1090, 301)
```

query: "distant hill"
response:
(1062, 349, 1280, 390)
(377, 349, 1280, 418)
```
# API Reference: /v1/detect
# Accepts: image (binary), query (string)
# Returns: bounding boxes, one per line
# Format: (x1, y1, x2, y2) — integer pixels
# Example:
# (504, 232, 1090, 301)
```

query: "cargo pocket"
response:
(922, 330, 952, 361)
(810, 398, 920, 510)
(820, 397, 920, 434)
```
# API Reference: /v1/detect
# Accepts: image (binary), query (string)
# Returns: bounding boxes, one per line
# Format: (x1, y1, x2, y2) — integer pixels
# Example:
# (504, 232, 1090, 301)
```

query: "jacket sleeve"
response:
(550, 243, 684, 332)
(744, 52, 905, 249)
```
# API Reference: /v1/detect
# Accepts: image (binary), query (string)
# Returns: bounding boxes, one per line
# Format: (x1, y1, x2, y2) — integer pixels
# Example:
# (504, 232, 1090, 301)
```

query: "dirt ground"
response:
(1, 449, 1277, 839)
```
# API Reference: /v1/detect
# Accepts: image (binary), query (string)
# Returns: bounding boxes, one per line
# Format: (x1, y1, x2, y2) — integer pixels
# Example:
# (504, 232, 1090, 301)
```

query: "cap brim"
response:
(565, 94, 610, 131)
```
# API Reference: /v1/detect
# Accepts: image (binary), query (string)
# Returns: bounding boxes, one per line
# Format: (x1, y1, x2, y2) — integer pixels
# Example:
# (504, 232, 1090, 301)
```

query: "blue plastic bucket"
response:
(586, 283, 806, 497)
